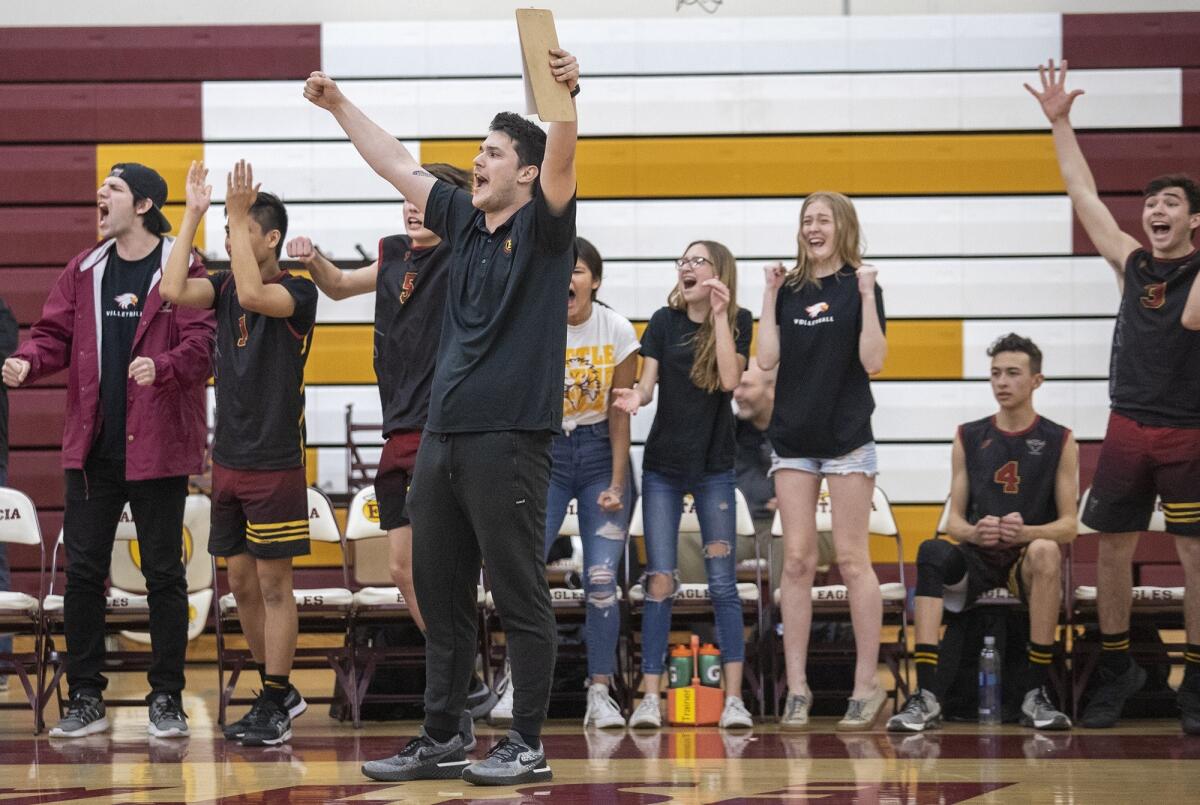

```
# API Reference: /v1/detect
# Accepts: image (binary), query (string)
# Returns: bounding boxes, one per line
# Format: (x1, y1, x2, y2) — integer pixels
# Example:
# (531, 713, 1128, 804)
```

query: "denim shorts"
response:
(769, 442, 878, 478)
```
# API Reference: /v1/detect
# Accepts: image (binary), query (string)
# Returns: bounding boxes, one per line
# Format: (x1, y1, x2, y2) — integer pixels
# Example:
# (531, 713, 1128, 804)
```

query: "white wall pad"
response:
(875, 257, 1117, 319)
(961, 318, 1115, 380)
(217, 195, 1072, 261)
(871, 380, 1110, 442)
(201, 69, 1182, 140)
(875, 443, 954, 504)
(203, 142, 420, 202)
(321, 15, 1060, 78)
(314, 292, 378, 325)
(306, 386, 384, 445)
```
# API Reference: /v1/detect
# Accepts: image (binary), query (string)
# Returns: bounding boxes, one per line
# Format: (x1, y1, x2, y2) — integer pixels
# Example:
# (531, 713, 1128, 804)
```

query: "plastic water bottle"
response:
(978, 635, 1002, 725)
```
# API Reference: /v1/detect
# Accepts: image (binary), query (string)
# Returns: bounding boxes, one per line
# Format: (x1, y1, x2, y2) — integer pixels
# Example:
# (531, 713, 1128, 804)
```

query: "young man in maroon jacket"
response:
(2, 164, 215, 739)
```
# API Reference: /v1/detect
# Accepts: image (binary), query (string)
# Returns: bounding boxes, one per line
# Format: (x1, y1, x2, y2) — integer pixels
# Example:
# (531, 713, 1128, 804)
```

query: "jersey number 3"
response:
(994, 460, 1021, 494)
(1141, 282, 1166, 309)
(236, 314, 249, 348)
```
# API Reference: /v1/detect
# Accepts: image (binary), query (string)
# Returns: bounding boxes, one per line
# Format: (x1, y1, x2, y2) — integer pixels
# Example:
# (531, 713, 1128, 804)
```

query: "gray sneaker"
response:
(887, 689, 942, 733)
(1020, 686, 1071, 731)
(147, 692, 189, 738)
(460, 710, 477, 752)
(461, 730, 552, 786)
(361, 728, 469, 782)
(49, 692, 109, 738)
(466, 675, 499, 721)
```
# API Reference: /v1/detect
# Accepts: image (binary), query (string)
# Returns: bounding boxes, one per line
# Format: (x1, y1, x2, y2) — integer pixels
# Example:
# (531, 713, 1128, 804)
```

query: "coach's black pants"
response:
(63, 457, 189, 698)
(407, 431, 556, 740)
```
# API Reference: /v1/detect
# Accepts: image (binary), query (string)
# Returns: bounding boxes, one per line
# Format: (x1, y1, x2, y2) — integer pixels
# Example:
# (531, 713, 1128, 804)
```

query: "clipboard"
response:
(516, 8, 576, 123)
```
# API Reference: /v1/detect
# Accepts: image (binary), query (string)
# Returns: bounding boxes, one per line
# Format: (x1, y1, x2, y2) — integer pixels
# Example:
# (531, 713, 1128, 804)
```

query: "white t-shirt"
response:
(562, 303, 640, 430)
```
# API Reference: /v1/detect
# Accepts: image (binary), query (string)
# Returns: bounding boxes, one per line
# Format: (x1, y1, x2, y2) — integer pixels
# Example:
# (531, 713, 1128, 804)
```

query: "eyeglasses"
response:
(675, 256, 713, 270)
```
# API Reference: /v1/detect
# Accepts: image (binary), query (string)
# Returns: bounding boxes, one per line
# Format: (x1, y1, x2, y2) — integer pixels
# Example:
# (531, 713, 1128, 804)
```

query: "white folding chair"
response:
(0, 487, 46, 732)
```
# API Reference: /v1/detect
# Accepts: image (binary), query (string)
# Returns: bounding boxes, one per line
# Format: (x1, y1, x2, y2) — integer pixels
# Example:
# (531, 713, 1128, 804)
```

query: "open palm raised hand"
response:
(1024, 58, 1085, 124)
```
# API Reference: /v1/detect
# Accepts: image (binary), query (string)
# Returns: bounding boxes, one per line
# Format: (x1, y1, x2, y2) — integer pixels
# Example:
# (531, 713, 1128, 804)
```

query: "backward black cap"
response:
(109, 163, 171, 233)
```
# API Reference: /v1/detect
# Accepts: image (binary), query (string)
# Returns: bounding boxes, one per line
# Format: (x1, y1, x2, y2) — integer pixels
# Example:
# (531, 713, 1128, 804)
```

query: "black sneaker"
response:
(223, 687, 305, 740)
(461, 730, 552, 786)
(361, 728, 469, 782)
(1081, 661, 1147, 728)
(239, 699, 292, 747)
(1179, 685, 1200, 736)
(147, 692, 190, 738)
(49, 692, 109, 738)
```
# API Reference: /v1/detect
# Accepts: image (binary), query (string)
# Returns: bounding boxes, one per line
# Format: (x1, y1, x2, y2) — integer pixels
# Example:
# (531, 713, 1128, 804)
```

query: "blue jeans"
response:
(640, 468, 744, 675)
(544, 422, 629, 679)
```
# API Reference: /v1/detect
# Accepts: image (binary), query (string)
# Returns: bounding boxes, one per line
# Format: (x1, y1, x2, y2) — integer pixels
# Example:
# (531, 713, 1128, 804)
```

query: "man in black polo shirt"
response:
(305, 47, 580, 785)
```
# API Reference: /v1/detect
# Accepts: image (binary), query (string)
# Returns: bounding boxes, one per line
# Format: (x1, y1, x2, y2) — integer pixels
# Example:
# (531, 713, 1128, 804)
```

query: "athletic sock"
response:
(263, 674, 290, 707)
(1027, 642, 1054, 690)
(516, 729, 540, 749)
(425, 725, 456, 744)
(913, 643, 939, 694)
(1183, 644, 1200, 692)
(1099, 631, 1132, 675)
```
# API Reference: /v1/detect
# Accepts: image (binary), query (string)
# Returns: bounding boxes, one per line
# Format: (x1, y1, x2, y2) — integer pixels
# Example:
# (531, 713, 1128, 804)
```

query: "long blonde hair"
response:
(667, 240, 740, 393)
(786, 191, 865, 289)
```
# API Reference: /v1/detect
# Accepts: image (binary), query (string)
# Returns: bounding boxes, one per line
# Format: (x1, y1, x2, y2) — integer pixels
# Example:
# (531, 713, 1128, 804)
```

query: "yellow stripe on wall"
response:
(420, 134, 1062, 198)
(305, 325, 377, 385)
(97, 143, 205, 242)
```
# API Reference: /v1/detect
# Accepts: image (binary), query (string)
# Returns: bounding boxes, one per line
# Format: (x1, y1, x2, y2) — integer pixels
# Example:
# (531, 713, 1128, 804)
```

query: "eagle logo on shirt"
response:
(805, 302, 829, 319)
(114, 293, 139, 309)
(1026, 438, 1046, 456)
(564, 355, 602, 414)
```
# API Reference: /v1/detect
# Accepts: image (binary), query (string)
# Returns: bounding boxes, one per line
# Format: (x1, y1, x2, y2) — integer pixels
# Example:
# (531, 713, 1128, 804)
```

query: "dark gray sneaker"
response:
(239, 699, 292, 747)
(361, 728, 469, 782)
(1020, 686, 1071, 731)
(887, 689, 942, 733)
(1082, 661, 1146, 728)
(460, 710, 477, 752)
(466, 675, 499, 721)
(223, 687, 306, 740)
(147, 692, 189, 738)
(461, 730, 552, 786)
(49, 692, 109, 738)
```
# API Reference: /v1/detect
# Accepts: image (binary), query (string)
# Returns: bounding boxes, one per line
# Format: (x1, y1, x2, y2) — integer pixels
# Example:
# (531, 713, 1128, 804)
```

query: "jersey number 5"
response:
(994, 460, 1020, 494)
(236, 314, 249, 348)
(399, 272, 417, 305)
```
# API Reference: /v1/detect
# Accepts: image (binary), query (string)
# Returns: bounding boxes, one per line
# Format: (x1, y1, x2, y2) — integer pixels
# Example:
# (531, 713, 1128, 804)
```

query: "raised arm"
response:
(1025, 60, 1140, 284)
(226, 160, 296, 318)
(707, 280, 745, 392)
(756, 263, 785, 371)
(304, 72, 435, 212)
(161, 160, 216, 310)
(540, 48, 580, 215)
(287, 237, 378, 300)
(857, 265, 887, 376)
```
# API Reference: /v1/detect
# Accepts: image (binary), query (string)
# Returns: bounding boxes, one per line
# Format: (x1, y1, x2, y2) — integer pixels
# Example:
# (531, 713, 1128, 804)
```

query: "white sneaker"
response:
(583, 683, 626, 729)
(487, 677, 514, 726)
(628, 695, 662, 729)
(719, 695, 754, 730)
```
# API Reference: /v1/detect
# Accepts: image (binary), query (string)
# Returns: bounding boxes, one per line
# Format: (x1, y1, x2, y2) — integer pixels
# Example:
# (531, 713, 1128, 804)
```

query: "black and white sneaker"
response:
(886, 689, 942, 733)
(361, 728, 469, 782)
(49, 692, 109, 738)
(1020, 686, 1072, 731)
(239, 699, 292, 746)
(461, 730, 552, 786)
(147, 692, 189, 738)
(223, 687, 306, 740)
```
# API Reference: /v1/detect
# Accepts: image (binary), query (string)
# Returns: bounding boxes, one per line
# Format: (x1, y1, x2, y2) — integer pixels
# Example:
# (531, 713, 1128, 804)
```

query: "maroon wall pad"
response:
(8, 389, 67, 448)
(6, 450, 65, 509)
(0, 208, 98, 265)
(0, 84, 201, 143)
(1072, 195, 1146, 255)
(0, 146, 95, 204)
(1064, 13, 1200, 68)
(0, 268, 60, 326)
(1078, 133, 1200, 194)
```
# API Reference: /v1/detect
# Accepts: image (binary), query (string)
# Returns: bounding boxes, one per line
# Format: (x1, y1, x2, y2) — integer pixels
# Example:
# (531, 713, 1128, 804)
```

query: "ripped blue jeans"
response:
(543, 422, 630, 679)
(639, 468, 744, 675)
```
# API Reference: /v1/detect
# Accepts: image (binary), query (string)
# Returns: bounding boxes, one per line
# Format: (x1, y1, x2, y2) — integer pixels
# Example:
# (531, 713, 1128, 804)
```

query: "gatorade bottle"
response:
(669, 644, 693, 688)
(698, 643, 722, 687)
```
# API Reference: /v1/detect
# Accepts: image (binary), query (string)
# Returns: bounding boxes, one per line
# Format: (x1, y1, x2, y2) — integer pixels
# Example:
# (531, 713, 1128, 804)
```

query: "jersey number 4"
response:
(994, 460, 1021, 494)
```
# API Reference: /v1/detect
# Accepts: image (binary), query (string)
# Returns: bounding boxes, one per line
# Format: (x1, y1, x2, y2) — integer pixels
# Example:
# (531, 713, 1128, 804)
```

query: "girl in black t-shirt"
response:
(613, 240, 755, 730)
(757, 192, 888, 731)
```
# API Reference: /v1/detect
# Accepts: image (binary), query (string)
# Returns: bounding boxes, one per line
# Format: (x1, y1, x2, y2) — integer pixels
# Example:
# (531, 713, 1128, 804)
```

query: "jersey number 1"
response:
(994, 460, 1020, 494)
(236, 314, 249, 348)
